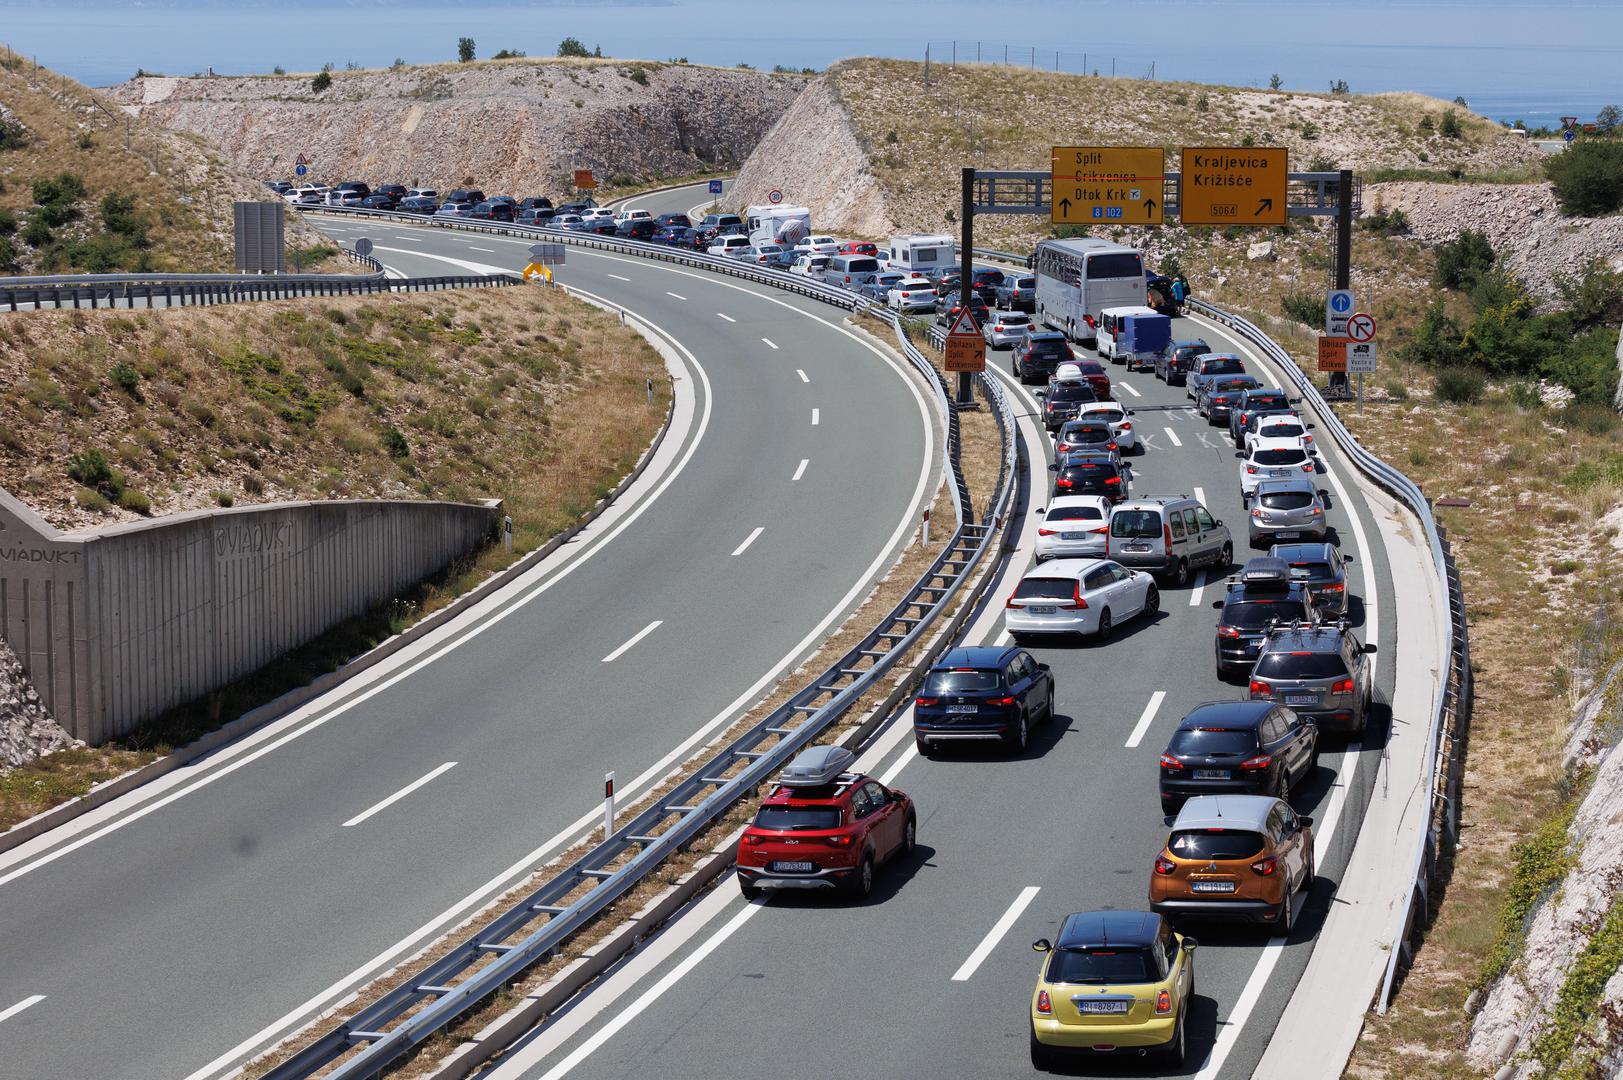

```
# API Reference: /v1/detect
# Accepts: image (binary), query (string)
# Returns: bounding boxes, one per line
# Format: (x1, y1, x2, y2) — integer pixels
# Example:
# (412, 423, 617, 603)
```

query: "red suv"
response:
(735, 746, 916, 900)
(840, 241, 879, 256)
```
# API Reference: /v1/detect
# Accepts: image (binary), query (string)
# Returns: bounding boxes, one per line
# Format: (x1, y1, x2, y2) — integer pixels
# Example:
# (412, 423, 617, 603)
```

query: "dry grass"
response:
(0, 285, 670, 829)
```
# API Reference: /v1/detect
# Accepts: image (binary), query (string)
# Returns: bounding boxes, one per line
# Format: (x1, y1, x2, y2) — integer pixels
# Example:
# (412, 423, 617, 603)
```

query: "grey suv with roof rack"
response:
(1250, 622, 1376, 736)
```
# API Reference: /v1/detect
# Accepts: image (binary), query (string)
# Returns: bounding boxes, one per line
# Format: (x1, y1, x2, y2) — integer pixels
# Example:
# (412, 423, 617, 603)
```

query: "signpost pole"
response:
(958, 166, 974, 406)
(1330, 169, 1354, 397)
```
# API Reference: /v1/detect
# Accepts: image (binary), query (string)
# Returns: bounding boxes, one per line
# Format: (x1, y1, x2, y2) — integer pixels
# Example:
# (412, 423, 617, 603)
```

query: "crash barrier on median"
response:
(0, 487, 501, 745)
(262, 220, 1019, 1080)
(1184, 298, 1471, 1012)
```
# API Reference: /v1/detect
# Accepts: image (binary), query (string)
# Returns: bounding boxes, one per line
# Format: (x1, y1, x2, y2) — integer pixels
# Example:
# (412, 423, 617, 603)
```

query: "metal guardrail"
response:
(1184, 298, 1470, 1011)
(260, 222, 1018, 1080)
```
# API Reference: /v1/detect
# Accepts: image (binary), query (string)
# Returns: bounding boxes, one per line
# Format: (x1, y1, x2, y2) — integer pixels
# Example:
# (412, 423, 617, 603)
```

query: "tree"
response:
(1433, 230, 1496, 291)
(1329, 79, 1349, 95)
(1269, 73, 1282, 90)
(492, 48, 525, 60)
(1439, 109, 1463, 138)
(1452, 95, 1469, 107)
(311, 70, 332, 92)
(557, 37, 591, 58)
(1400, 301, 1466, 368)
(1597, 104, 1621, 134)
(1545, 140, 1623, 216)
(457, 37, 476, 63)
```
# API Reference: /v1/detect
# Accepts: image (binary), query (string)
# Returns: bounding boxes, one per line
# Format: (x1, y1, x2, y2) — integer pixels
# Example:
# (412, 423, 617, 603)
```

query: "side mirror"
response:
(1307, 423, 1317, 430)
(1035, 507, 1046, 514)
(1298, 816, 1314, 828)
(1048, 463, 1059, 472)
(1214, 520, 1223, 527)
(1035, 390, 1047, 399)
(1290, 397, 1303, 404)
(1211, 600, 1224, 610)
(1037, 662, 1052, 672)
(1343, 554, 1355, 563)
(1032, 938, 1052, 953)
(1182, 937, 1200, 952)
(1235, 451, 1245, 458)
(1363, 643, 1378, 654)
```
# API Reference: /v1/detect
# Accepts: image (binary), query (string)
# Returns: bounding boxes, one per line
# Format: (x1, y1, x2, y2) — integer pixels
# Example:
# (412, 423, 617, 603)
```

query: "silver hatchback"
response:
(1247, 477, 1328, 548)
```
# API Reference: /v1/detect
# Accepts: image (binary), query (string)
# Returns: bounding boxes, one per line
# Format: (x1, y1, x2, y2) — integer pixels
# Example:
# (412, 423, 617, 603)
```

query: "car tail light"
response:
(1320, 582, 1344, 593)
(988, 696, 1017, 706)
(742, 832, 765, 845)
(1036, 990, 1052, 1015)
(1247, 465, 1258, 474)
(1238, 412, 1249, 425)
(1303, 463, 1314, 472)
(825, 834, 853, 846)
(1252, 856, 1278, 876)
(1106, 441, 1118, 451)
(1249, 680, 1271, 696)
(1331, 678, 1356, 694)
(915, 696, 939, 706)
(1252, 508, 1263, 519)
(1217, 626, 1241, 639)
(1084, 314, 1096, 328)
(1156, 988, 1173, 1014)
(1056, 478, 1073, 488)
(1159, 754, 1184, 770)
(1089, 526, 1107, 535)
(1240, 753, 1273, 770)
(1104, 476, 1120, 486)
(1154, 856, 1176, 875)
(1038, 527, 1057, 536)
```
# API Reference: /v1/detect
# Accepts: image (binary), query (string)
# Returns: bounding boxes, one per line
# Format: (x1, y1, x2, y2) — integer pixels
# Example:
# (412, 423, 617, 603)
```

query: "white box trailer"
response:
(746, 204, 812, 249)
(884, 233, 955, 278)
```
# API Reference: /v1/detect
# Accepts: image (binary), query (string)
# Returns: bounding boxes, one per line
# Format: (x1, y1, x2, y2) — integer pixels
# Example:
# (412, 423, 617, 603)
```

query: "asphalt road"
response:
(0, 182, 937, 1080)
(474, 306, 1400, 1080)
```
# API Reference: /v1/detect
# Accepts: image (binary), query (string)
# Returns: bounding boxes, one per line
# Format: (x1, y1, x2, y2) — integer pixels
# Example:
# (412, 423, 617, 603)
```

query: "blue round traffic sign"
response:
(1329, 292, 1352, 313)
(295, 164, 307, 177)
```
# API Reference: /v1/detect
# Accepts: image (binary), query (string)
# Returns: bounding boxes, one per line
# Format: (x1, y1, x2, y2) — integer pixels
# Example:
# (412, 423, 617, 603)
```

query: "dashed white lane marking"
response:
(601, 620, 663, 663)
(951, 886, 1042, 982)
(1124, 690, 1167, 749)
(0, 995, 45, 1026)
(666, 291, 687, 300)
(811, 408, 820, 426)
(762, 338, 779, 350)
(792, 459, 809, 481)
(1189, 569, 1208, 607)
(796, 369, 810, 383)
(468, 246, 495, 253)
(341, 762, 458, 828)
(717, 312, 736, 323)
(1164, 426, 1183, 448)
(730, 527, 765, 557)
(1117, 381, 1141, 398)
(607, 273, 630, 281)
(1194, 486, 1207, 506)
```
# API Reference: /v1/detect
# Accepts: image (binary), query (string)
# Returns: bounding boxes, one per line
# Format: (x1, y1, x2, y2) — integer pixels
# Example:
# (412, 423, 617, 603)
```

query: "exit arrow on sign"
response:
(1255, 197, 1274, 216)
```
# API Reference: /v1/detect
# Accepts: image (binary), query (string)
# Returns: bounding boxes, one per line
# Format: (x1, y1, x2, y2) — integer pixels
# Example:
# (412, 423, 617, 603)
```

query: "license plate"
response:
(947, 704, 979, 714)
(1191, 880, 1237, 893)
(1126, 542, 1151, 551)
(771, 861, 814, 873)
(1078, 1001, 1129, 1015)
(1286, 694, 1317, 706)
(1027, 605, 1057, 615)
(1061, 532, 1085, 541)
(1193, 769, 1229, 780)
(1273, 531, 1299, 539)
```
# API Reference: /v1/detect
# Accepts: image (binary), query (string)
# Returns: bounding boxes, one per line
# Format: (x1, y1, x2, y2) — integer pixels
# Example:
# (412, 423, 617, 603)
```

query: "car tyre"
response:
(1219, 543, 1234, 571)
(1006, 711, 1029, 753)
(739, 879, 761, 901)
(1172, 558, 1190, 587)
(1096, 608, 1113, 642)
(1144, 585, 1160, 617)
(1279, 885, 1297, 936)
(1030, 1026, 1057, 1071)
(1163, 1008, 1188, 1065)
(847, 854, 875, 899)
(1301, 846, 1315, 891)
(1277, 769, 1292, 806)
(900, 815, 917, 859)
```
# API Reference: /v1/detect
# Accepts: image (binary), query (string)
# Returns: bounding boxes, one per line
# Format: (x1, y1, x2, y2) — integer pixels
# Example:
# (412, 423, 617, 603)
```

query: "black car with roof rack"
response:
(1157, 699, 1318, 813)
(1212, 558, 1313, 681)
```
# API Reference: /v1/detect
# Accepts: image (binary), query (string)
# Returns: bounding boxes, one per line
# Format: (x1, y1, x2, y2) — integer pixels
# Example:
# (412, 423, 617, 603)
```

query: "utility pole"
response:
(952, 40, 956, 70)
(1331, 168, 1354, 397)
(958, 166, 975, 406)
(924, 43, 930, 86)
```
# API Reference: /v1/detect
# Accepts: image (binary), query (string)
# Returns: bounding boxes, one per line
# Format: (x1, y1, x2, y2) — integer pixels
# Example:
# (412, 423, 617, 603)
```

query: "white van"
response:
(884, 233, 955, 278)
(1104, 496, 1232, 585)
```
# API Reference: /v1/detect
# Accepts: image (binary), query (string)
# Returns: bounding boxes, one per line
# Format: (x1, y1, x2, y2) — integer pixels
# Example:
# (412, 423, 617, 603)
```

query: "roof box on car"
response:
(778, 745, 857, 787)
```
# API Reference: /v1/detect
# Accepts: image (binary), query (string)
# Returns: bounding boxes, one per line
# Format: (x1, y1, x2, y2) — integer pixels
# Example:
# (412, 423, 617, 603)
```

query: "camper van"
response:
(1033, 238, 1148, 347)
(884, 234, 956, 279)
(745, 204, 812, 250)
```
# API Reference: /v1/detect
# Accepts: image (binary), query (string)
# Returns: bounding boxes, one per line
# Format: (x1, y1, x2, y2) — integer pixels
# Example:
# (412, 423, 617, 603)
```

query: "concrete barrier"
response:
(0, 488, 498, 743)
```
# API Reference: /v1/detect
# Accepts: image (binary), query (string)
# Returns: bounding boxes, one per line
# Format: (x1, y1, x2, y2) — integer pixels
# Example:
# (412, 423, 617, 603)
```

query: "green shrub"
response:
(458, 36, 476, 62)
(117, 489, 152, 514)
(75, 487, 109, 512)
(0, 236, 16, 270)
(109, 361, 142, 396)
(311, 70, 332, 93)
(628, 67, 648, 85)
(1476, 800, 1579, 989)
(66, 448, 114, 489)
(1419, 114, 1435, 132)
(0, 116, 27, 150)
(1545, 139, 1623, 217)
(1434, 366, 1486, 404)
(557, 36, 591, 58)
(214, 491, 234, 508)
(1553, 256, 1623, 330)
(1279, 292, 1322, 326)
(381, 425, 410, 458)
(1361, 207, 1409, 235)
(0, 208, 14, 234)
(100, 193, 149, 245)
(1439, 109, 1463, 138)
(1434, 229, 1495, 291)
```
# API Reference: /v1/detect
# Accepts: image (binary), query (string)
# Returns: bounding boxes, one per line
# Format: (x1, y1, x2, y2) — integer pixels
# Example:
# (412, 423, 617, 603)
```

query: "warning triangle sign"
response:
(946, 305, 982, 339)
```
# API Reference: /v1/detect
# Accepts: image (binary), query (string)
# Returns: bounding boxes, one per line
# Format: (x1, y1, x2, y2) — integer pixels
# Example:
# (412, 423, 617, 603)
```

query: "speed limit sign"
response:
(1346, 312, 1376, 343)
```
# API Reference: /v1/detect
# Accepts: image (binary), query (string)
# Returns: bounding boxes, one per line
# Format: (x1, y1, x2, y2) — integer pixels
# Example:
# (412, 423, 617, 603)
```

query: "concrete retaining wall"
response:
(0, 488, 498, 744)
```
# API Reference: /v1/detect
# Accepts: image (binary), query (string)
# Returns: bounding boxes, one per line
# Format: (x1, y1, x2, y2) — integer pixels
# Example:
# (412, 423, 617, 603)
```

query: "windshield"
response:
(754, 806, 840, 831)
(1255, 652, 1350, 680)
(1167, 727, 1259, 755)
(844, 257, 879, 272)
(922, 669, 1001, 693)
(1110, 510, 1162, 538)
(1014, 578, 1076, 601)
(1254, 449, 1308, 466)
(1246, 394, 1290, 410)
(1085, 252, 1144, 280)
(1066, 427, 1112, 443)
(1016, 276, 1036, 288)
(1259, 491, 1315, 510)
(999, 314, 1031, 326)
(1224, 600, 1296, 628)
(1215, 378, 1259, 393)
(1169, 830, 1267, 860)
(1048, 505, 1104, 522)
(1048, 947, 1158, 984)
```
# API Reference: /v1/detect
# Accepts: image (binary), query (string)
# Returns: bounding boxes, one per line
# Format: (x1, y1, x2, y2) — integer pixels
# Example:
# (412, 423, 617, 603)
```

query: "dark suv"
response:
(1158, 700, 1318, 813)
(969, 267, 1005, 303)
(912, 645, 1055, 755)
(1156, 339, 1210, 386)
(1250, 623, 1376, 735)
(1213, 558, 1313, 681)
(1013, 331, 1075, 384)
(1039, 379, 1097, 431)
(1271, 542, 1352, 618)
(1050, 451, 1129, 502)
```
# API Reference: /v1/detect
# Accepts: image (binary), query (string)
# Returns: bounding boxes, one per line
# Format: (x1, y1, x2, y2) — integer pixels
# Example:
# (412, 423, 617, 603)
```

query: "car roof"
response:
(1102, 305, 1160, 317)
(1243, 387, 1288, 398)
(1025, 557, 1109, 578)
(1251, 436, 1307, 451)
(1047, 494, 1112, 511)
(1077, 400, 1124, 412)
(1270, 541, 1337, 563)
(1177, 699, 1275, 730)
(1254, 475, 1316, 494)
(1255, 411, 1304, 423)
(1172, 795, 1279, 832)
(1027, 331, 1067, 341)
(1173, 338, 1209, 348)
(934, 645, 1019, 670)
(1260, 625, 1348, 651)
(1056, 910, 1163, 950)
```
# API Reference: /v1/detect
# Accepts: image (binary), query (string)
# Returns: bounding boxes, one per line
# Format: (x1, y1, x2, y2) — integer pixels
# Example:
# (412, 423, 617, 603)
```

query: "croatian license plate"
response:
(1286, 694, 1317, 706)
(1127, 542, 1151, 551)
(1027, 604, 1057, 615)
(1062, 532, 1084, 541)
(947, 704, 979, 714)
(1191, 880, 1237, 894)
(1078, 1000, 1129, 1015)
(1193, 769, 1229, 780)
(1274, 531, 1299, 540)
(771, 861, 814, 873)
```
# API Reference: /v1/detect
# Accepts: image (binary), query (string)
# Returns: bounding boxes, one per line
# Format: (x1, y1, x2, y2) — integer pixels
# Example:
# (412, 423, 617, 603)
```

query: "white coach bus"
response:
(1033, 237, 1148, 347)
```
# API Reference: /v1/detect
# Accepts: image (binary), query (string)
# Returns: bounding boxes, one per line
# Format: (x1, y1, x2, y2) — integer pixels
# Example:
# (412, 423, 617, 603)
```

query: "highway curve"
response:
(462, 299, 1403, 1080)
(0, 182, 938, 1080)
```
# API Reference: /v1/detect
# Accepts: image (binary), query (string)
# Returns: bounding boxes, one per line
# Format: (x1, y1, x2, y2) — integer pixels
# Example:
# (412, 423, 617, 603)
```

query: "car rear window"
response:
(1014, 578, 1076, 601)
(1255, 652, 1350, 679)
(1259, 491, 1315, 510)
(1031, 340, 1071, 360)
(1085, 253, 1143, 280)
(1048, 947, 1158, 984)
(1015, 276, 1036, 288)
(1168, 727, 1259, 755)
(1049, 384, 1093, 402)
(1169, 830, 1267, 860)
(1202, 357, 1244, 375)
(1247, 394, 1290, 409)
(922, 669, 1002, 693)
(1286, 561, 1333, 581)
(1261, 422, 1305, 438)
(1048, 505, 1104, 521)
(999, 314, 1031, 325)
(843, 257, 879, 272)
(1068, 427, 1112, 442)
(1254, 449, 1307, 466)
(1111, 510, 1161, 538)
(1215, 378, 1258, 392)
(754, 806, 841, 831)
(1224, 600, 1296, 628)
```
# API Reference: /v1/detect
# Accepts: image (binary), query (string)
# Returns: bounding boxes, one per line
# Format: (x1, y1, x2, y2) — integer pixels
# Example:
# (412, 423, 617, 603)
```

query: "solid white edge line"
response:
(876, 743, 918, 786)
(600, 620, 663, 664)
(0, 994, 46, 1025)
(1188, 568, 1207, 607)
(811, 408, 820, 426)
(1164, 426, 1183, 448)
(1124, 690, 1167, 749)
(729, 527, 765, 558)
(762, 337, 779, 350)
(341, 762, 457, 828)
(716, 312, 736, 323)
(535, 901, 765, 1080)
(792, 459, 809, 481)
(951, 885, 1042, 982)
(796, 368, 809, 383)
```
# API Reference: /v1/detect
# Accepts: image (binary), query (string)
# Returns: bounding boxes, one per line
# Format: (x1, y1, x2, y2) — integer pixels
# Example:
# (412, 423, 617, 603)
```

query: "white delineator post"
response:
(922, 508, 931, 548)
(603, 772, 615, 838)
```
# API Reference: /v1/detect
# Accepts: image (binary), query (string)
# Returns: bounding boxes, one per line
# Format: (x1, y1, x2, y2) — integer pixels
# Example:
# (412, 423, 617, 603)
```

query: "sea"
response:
(2, 0, 1619, 129)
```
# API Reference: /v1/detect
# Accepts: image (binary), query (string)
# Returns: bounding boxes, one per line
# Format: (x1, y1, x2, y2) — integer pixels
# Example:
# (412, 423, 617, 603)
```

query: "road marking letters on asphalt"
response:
(762, 338, 779, 350)
(716, 312, 736, 323)
(730, 527, 765, 557)
(601, 620, 663, 663)
(792, 459, 809, 481)
(342, 762, 458, 828)
(952, 886, 1041, 981)
(811, 408, 820, 426)
(1124, 690, 1167, 748)
(1164, 426, 1182, 448)
(0, 995, 45, 1026)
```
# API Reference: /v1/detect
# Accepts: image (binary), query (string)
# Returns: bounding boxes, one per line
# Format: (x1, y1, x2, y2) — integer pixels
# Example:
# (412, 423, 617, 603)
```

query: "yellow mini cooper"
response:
(1029, 910, 1196, 1069)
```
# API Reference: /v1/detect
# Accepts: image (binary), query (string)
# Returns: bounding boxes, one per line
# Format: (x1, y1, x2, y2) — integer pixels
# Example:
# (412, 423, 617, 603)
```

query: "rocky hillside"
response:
(105, 59, 805, 196)
(734, 57, 1544, 244)
(0, 49, 330, 274)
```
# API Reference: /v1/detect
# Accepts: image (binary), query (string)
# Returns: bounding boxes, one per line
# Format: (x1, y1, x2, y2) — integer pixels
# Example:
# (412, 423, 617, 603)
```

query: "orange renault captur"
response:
(1148, 795, 1314, 934)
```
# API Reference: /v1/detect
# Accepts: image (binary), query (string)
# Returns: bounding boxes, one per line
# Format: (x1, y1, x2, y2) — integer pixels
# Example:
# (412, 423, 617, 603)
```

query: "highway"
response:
(0, 181, 939, 1080)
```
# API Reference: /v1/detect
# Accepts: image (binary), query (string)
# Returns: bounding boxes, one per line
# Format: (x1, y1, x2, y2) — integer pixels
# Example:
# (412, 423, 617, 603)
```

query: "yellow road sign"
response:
(1180, 147, 1288, 225)
(1050, 146, 1165, 226)
(523, 262, 553, 283)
